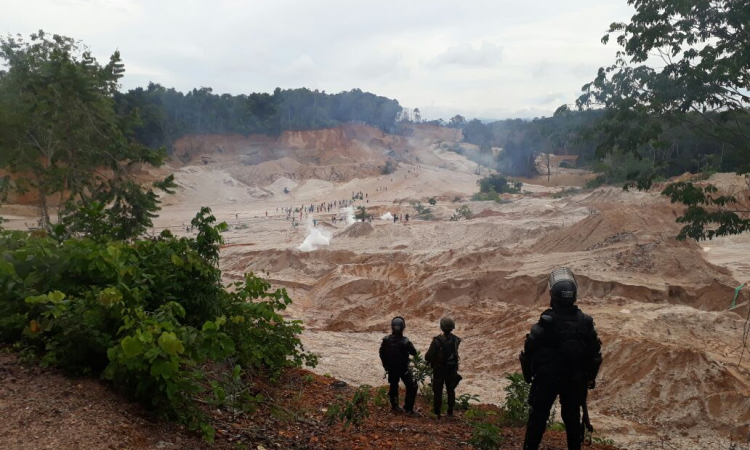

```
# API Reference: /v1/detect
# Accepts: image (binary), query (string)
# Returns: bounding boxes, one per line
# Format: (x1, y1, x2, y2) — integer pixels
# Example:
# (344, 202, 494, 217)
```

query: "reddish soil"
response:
(0, 352, 621, 450)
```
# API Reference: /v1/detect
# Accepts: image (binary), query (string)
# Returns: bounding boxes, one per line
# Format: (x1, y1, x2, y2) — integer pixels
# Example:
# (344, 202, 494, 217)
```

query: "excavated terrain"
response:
(3, 125, 749, 449)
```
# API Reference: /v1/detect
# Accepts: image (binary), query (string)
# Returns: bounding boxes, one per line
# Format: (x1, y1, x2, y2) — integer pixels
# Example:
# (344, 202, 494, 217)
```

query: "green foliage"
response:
(469, 422, 504, 450)
(428, 197, 437, 205)
(326, 385, 372, 429)
(116, 85, 404, 151)
(356, 206, 367, 221)
(501, 373, 531, 426)
(661, 182, 750, 240)
(410, 202, 434, 220)
(592, 436, 616, 445)
(457, 393, 480, 410)
(471, 191, 512, 204)
(372, 386, 389, 407)
(0, 31, 174, 236)
(409, 351, 434, 401)
(0, 208, 316, 439)
(574, 0, 750, 239)
(450, 205, 473, 221)
(477, 175, 521, 195)
(465, 408, 504, 450)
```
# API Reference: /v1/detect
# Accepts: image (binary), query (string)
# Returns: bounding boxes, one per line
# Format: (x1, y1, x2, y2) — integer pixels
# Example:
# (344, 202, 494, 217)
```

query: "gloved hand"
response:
(587, 380, 596, 390)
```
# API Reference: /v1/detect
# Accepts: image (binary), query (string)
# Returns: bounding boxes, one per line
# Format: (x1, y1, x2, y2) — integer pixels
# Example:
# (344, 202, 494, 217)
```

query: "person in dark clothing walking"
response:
(379, 316, 418, 413)
(425, 317, 462, 419)
(519, 267, 603, 450)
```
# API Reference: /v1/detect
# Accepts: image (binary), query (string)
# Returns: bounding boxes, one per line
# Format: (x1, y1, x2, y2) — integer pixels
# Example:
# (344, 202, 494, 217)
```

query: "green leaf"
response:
(48, 290, 65, 303)
(158, 331, 185, 355)
(170, 254, 184, 267)
(97, 287, 122, 306)
(121, 335, 145, 358)
(150, 359, 176, 379)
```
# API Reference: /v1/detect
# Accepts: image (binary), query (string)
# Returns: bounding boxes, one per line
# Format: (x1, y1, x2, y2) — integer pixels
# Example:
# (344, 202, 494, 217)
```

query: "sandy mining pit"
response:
(3, 126, 749, 449)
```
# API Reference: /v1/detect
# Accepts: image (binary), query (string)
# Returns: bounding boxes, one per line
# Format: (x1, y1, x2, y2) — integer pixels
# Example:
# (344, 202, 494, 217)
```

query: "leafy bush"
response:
(327, 385, 372, 429)
(500, 373, 556, 427)
(0, 207, 316, 440)
(471, 191, 512, 204)
(409, 351, 433, 399)
(450, 205, 472, 221)
(372, 386, 389, 407)
(477, 175, 522, 195)
(409, 202, 434, 220)
(428, 197, 437, 205)
(501, 372, 531, 426)
(469, 422, 504, 450)
(457, 393, 481, 410)
(465, 408, 504, 449)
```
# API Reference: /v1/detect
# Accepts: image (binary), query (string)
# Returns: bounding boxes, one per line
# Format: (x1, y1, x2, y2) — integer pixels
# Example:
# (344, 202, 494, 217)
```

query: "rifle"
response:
(581, 388, 594, 446)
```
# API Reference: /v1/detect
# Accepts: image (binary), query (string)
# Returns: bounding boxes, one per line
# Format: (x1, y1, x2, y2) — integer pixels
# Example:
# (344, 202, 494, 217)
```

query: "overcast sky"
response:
(2, 0, 635, 120)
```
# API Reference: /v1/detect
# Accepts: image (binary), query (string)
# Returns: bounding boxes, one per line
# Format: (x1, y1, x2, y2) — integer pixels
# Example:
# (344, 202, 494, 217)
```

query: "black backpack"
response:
(548, 310, 590, 375)
(435, 335, 460, 370)
(382, 335, 408, 371)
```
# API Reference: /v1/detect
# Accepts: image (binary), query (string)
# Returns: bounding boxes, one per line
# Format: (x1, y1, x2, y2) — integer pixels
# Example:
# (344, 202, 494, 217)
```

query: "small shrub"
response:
(372, 386, 389, 407)
(592, 436, 616, 445)
(409, 351, 433, 400)
(452, 196, 463, 203)
(327, 385, 372, 429)
(451, 205, 472, 221)
(465, 408, 504, 450)
(457, 393, 480, 410)
(586, 175, 606, 189)
(477, 175, 522, 195)
(469, 422, 504, 450)
(0, 208, 317, 441)
(501, 373, 531, 426)
(428, 197, 437, 205)
(500, 373, 555, 427)
(471, 191, 511, 204)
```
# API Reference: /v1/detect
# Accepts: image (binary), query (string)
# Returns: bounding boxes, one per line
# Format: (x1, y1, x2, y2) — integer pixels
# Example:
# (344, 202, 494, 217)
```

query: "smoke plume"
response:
(342, 206, 356, 226)
(380, 212, 394, 221)
(298, 219, 332, 252)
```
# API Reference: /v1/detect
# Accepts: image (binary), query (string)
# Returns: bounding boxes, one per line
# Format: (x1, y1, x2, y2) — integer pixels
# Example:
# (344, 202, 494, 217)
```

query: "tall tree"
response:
(575, 0, 750, 240)
(0, 31, 174, 239)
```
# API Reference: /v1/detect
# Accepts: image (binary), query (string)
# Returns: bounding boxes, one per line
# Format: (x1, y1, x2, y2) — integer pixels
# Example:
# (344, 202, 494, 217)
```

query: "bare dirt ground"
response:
(3, 125, 750, 449)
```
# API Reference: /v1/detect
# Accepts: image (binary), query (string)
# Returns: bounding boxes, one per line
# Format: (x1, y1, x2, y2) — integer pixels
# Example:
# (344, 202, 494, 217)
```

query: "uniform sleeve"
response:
(425, 337, 439, 363)
(520, 314, 550, 382)
(585, 316, 603, 381)
(406, 337, 417, 356)
(379, 337, 387, 369)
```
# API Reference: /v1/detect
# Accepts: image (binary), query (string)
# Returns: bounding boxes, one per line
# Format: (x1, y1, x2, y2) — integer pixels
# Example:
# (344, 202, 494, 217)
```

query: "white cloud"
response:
(424, 41, 504, 69)
(0, 0, 635, 121)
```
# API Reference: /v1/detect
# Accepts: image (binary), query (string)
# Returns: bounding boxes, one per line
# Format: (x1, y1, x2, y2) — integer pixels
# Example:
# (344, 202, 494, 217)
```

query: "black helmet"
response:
(439, 317, 455, 332)
(549, 267, 578, 305)
(391, 316, 406, 334)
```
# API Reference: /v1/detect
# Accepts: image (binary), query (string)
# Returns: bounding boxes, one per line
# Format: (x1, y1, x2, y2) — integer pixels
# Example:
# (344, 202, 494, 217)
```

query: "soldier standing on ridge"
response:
(425, 317, 462, 419)
(379, 317, 418, 414)
(519, 267, 603, 450)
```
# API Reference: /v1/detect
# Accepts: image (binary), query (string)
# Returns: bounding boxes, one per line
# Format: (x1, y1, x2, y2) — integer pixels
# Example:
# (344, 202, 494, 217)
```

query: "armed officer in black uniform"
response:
(379, 316, 418, 413)
(520, 267, 603, 450)
(425, 317, 462, 419)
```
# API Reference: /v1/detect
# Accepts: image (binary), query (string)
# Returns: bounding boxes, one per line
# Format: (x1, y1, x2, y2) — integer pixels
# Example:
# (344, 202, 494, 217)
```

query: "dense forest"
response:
(115, 85, 403, 151)
(443, 109, 748, 182)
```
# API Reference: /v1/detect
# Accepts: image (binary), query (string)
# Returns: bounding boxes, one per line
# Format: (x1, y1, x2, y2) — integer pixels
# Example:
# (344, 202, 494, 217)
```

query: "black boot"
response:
(390, 395, 403, 413)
